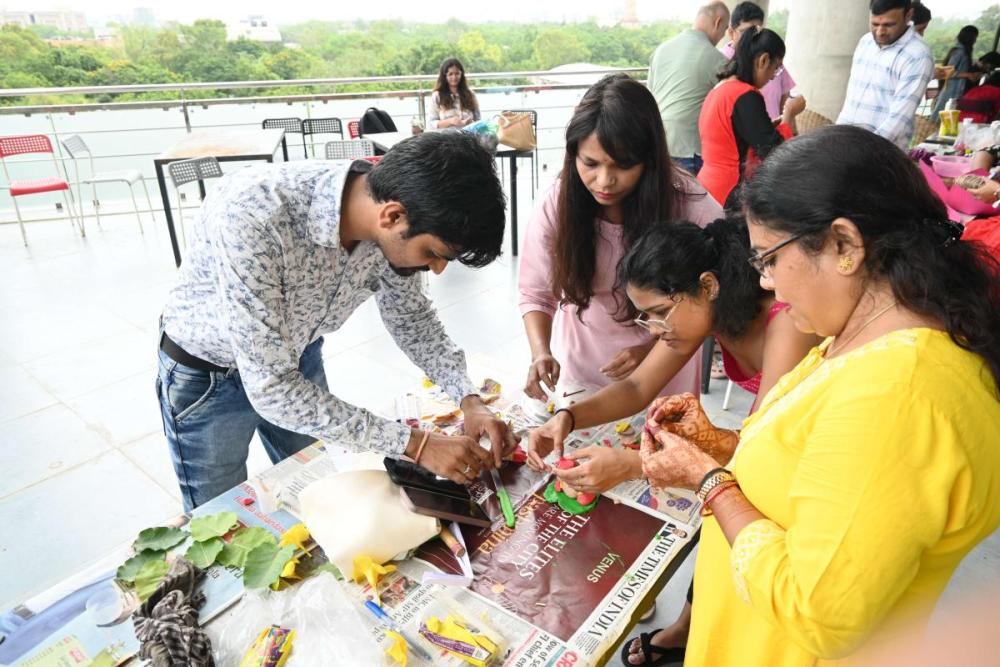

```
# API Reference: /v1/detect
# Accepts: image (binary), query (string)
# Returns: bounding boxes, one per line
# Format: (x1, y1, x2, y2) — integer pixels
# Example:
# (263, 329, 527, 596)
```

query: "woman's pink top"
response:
(518, 176, 723, 393)
(718, 301, 789, 396)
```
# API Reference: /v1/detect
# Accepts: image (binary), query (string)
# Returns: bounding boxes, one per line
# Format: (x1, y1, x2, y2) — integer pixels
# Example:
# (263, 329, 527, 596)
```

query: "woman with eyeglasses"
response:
(638, 125, 1000, 666)
(526, 215, 818, 665)
(698, 27, 791, 208)
(518, 74, 721, 405)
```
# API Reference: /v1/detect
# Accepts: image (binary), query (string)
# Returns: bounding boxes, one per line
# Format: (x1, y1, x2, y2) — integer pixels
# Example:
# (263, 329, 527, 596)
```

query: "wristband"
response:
(554, 407, 575, 432)
(701, 481, 739, 516)
(412, 430, 431, 465)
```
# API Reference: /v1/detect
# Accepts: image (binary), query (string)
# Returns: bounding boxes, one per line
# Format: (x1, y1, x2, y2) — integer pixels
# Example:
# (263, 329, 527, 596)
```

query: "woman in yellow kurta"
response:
(627, 125, 1000, 667)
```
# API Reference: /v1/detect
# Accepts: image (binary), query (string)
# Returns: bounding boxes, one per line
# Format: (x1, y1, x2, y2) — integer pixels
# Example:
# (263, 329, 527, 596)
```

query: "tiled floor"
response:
(2, 175, 996, 649)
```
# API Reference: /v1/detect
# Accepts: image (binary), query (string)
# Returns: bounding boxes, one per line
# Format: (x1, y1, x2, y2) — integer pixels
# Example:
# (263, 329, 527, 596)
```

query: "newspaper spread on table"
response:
(1, 380, 700, 667)
(246, 381, 702, 666)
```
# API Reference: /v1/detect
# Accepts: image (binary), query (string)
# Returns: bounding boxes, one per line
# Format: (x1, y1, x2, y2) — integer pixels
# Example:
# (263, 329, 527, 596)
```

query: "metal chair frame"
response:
(61, 134, 152, 235)
(302, 117, 344, 157)
(323, 139, 376, 160)
(0, 133, 84, 245)
(263, 117, 306, 158)
(167, 157, 224, 248)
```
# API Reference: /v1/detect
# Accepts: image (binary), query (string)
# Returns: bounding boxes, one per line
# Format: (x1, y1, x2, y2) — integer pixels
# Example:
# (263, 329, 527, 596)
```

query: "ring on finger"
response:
(462, 463, 472, 475)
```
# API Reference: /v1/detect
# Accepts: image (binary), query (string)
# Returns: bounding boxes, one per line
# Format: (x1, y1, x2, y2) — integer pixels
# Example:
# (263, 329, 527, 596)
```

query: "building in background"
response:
(619, 0, 641, 30)
(131, 7, 158, 28)
(0, 10, 88, 33)
(226, 15, 282, 42)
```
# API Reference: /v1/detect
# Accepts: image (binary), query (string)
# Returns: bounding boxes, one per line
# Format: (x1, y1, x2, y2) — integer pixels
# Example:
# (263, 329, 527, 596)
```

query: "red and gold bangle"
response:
(412, 430, 431, 465)
(701, 481, 739, 516)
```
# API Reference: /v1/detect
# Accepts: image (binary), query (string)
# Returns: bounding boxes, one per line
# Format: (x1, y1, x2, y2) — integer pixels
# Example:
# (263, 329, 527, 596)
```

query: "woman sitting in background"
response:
(934, 25, 981, 113)
(427, 57, 480, 129)
(698, 27, 791, 208)
(638, 124, 1000, 666)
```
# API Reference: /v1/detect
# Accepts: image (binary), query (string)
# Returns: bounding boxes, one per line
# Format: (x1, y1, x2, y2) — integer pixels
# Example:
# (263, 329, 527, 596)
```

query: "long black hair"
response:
(618, 216, 767, 339)
(553, 73, 684, 320)
(720, 27, 785, 85)
(741, 125, 1000, 394)
(433, 57, 478, 114)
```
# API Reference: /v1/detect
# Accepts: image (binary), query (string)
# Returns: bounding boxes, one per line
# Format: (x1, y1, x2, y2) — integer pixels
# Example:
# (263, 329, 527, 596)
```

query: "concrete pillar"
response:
(783, 0, 870, 121)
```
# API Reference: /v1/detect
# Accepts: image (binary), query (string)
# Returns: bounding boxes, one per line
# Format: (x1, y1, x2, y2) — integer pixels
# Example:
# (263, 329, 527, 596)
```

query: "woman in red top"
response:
(698, 27, 790, 208)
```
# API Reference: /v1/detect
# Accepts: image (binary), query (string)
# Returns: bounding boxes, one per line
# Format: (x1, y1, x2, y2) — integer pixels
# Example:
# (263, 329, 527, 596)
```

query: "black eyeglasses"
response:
(747, 232, 805, 277)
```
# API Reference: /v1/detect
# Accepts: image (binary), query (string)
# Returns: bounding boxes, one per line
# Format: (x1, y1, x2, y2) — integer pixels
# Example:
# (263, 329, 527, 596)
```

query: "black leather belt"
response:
(159, 331, 231, 374)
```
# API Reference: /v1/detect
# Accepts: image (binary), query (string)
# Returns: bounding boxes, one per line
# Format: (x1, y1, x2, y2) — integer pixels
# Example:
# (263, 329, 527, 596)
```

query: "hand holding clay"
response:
(554, 446, 640, 495)
(646, 392, 738, 465)
(410, 432, 492, 485)
(639, 427, 718, 491)
(525, 409, 574, 472)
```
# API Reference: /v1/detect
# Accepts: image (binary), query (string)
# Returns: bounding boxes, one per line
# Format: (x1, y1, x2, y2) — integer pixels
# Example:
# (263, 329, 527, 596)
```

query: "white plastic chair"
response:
(62, 135, 152, 234)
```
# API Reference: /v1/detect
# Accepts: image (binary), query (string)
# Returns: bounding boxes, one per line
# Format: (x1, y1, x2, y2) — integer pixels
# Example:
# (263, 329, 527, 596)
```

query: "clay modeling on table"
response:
(543, 457, 600, 515)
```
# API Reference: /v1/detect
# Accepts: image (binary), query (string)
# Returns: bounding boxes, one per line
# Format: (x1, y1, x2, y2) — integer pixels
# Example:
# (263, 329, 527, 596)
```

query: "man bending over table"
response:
(157, 132, 515, 510)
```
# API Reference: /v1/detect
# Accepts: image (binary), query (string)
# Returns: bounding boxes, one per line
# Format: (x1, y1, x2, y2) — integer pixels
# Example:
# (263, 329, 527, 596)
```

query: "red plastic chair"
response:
(347, 120, 361, 140)
(0, 134, 83, 245)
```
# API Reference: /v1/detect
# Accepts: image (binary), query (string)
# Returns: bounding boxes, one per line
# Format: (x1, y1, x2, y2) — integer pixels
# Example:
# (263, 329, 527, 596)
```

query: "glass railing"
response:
(0, 68, 646, 224)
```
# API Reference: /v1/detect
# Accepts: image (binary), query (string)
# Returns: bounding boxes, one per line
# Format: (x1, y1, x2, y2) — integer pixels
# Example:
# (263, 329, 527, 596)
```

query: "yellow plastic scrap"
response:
(384, 630, 408, 667)
(614, 421, 632, 434)
(351, 555, 396, 605)
(421, 615, 497, 667)
(278, 523, 311, 551)
(421, 377, 436, 389)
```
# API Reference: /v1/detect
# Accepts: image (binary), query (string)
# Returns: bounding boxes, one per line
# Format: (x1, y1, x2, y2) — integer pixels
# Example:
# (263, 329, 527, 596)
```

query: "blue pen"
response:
(364, 600, 434, 661)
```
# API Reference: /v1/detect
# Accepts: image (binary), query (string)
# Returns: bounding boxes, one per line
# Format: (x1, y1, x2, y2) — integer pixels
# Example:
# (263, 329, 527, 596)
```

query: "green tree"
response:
(179, 19, 227, 53)
(532, 29, 590, 69)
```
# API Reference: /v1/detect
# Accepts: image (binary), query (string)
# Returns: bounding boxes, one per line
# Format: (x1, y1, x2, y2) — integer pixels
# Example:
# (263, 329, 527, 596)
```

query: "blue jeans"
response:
(155, 337, 328, 511)
(673, 155, 703, 175)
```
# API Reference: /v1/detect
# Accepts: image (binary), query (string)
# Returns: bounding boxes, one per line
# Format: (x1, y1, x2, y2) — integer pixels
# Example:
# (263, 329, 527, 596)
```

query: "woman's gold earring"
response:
(838, 256, 855, 272)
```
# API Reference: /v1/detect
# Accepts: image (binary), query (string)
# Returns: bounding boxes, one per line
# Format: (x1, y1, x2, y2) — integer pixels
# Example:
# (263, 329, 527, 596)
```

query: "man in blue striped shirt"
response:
(837, 0, 934, 150)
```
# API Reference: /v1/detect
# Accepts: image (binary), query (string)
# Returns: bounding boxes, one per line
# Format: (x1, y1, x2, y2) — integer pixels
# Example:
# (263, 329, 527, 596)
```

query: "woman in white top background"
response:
(427, 57, 481, 129)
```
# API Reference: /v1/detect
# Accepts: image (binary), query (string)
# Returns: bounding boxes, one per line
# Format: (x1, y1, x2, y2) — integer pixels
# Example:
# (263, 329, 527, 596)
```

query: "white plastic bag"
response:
(207, 574, 382, 665)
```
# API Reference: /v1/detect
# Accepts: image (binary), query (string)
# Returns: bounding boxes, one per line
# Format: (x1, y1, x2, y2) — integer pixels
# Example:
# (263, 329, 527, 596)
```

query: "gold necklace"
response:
(826, 301, 898, 358)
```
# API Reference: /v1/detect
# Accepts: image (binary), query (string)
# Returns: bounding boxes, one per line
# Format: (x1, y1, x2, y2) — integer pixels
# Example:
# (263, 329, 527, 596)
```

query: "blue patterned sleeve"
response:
(375, 270, 478, 406)
(210, 209, 412, 456)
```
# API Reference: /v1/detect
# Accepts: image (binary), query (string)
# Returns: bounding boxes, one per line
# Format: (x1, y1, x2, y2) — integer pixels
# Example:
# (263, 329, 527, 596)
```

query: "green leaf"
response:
(189, 511, 238, 542)
(312, 563, 344, 580)
(134, 559, 170, 601)
(117, 550, 166, 583)
(185, 537, 224, 569)
(243, 543, 296, 589)
(217, 527, 275, 568)
(133, 526, 186, 553)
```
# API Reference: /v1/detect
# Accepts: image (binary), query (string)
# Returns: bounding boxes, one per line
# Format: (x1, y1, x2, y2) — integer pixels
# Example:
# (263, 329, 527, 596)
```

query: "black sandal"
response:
(619, 630, 686, 666)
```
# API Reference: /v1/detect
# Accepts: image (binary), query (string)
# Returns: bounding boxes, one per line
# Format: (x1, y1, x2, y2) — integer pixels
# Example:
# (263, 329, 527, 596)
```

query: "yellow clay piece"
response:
(351, 555, 396, 605)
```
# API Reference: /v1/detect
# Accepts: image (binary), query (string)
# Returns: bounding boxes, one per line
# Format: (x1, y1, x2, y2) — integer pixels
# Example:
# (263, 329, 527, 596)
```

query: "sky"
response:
(9, 0, 991, 26)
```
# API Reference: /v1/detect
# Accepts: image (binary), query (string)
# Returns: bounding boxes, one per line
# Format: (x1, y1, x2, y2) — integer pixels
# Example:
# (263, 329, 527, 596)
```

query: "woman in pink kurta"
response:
(518, 75, 722, 399)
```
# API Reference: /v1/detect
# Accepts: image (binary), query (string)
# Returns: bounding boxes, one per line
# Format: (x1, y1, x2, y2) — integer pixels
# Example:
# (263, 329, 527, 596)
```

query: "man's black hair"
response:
(366, 132, 506, 268)
(730, 2, 765, 29)
(912, 2, 931, 25)
(870, 0, 911, 15)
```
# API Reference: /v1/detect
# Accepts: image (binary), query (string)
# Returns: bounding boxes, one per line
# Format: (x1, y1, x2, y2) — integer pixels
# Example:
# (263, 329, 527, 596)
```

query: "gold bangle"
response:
(697, 469, 737, 503)
(413, 430, 431, 465)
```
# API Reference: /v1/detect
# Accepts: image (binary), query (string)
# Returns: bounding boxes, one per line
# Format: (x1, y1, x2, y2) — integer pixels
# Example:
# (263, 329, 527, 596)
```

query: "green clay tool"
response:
(490, 468, 516, 528)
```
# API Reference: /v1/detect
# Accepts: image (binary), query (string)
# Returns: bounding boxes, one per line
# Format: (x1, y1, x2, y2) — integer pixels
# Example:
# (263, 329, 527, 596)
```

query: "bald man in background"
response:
(647, 1, 730, 175)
